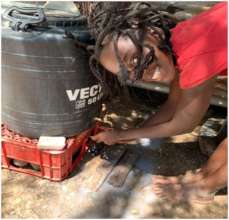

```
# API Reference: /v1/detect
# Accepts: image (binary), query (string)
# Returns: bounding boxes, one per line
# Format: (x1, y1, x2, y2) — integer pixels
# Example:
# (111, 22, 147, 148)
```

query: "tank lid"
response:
(3, 3, 87, 31)
(43, 1, 80, 17)
(2, 1, 80, 17)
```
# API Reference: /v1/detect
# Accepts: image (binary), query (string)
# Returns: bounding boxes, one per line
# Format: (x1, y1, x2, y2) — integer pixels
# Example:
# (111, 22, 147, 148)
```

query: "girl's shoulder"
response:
(171, 2, 227, 89)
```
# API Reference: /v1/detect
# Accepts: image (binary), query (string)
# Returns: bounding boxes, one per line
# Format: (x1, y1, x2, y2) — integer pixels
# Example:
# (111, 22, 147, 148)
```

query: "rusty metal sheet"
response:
(79, 146, 127, 191)
(108, 151, 139, 187)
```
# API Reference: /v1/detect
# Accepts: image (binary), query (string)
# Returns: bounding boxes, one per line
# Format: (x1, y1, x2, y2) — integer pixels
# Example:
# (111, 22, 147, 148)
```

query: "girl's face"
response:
(99, 30, 176, 85)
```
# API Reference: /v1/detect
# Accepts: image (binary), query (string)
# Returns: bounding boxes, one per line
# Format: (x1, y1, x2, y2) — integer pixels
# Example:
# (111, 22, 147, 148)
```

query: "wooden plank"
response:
(108, 151, 139, 187)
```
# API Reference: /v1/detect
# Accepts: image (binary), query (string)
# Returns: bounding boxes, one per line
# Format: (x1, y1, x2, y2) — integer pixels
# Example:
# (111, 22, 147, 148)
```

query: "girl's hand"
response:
(90, 129, 121, 145)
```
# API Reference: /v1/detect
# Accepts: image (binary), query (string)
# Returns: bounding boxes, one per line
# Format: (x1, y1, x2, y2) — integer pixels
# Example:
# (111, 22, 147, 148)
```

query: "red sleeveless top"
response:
(170, 2, 227, 89)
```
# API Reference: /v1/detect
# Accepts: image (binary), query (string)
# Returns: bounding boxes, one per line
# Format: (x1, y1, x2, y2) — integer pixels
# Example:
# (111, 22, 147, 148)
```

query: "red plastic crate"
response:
(1, 124, 100, 181)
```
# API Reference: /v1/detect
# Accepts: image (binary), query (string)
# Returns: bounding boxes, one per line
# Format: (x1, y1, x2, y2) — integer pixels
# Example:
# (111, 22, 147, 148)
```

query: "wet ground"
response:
(2, 93, 228, 218)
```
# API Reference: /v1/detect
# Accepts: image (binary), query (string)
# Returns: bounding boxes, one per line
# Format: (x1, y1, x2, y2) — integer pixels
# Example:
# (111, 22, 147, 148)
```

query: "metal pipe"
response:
(126, 80, 227, 108)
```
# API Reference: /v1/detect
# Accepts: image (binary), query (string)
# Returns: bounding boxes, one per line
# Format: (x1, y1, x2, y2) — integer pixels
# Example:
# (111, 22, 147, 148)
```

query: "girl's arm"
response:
(141, 74, 181, 127)
(118, 77, 216, 140)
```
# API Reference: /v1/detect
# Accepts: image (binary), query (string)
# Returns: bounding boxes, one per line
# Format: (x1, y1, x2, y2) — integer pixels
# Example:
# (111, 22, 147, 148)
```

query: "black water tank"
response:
(2, 7, 102, 138)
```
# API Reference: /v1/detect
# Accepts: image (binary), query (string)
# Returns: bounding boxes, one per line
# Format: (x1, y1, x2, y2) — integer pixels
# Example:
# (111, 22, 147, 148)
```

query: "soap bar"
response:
(38, 136, 66, 150)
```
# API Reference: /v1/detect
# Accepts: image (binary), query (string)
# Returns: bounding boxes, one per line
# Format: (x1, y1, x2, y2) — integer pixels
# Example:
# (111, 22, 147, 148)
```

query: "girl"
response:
(89, 2, 227, 203)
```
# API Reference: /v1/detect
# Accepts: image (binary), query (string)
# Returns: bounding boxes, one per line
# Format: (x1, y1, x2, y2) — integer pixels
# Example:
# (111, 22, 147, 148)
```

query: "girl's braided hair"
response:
(88, 2, 177, 97)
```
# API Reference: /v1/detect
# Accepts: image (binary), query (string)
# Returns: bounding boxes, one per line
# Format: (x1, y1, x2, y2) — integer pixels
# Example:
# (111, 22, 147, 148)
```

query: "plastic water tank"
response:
(2, 6, 102, 138)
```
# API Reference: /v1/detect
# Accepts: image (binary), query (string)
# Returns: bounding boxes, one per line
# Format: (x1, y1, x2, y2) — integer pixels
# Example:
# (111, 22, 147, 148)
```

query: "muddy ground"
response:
(2, 90, 228, 218)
